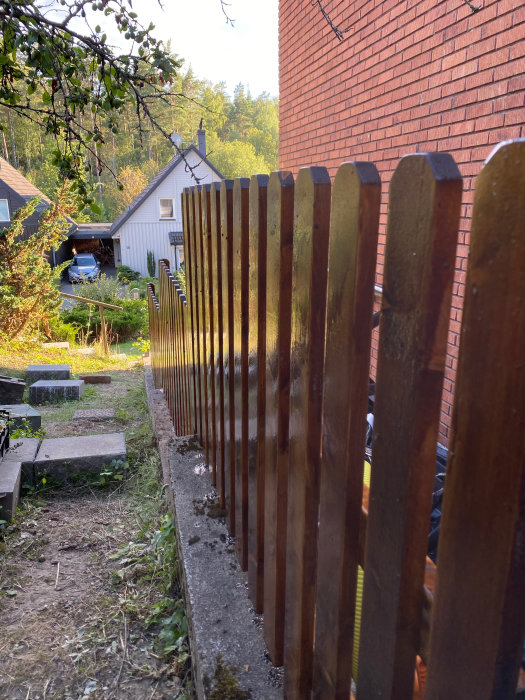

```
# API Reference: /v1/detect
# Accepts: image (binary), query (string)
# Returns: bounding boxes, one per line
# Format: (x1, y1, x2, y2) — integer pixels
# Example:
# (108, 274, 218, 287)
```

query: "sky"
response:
(117, 0, 279, 98)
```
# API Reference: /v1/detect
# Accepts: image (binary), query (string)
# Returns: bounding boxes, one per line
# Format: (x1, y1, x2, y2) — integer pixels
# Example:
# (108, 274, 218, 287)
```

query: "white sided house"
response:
(110, 130, 223, 276)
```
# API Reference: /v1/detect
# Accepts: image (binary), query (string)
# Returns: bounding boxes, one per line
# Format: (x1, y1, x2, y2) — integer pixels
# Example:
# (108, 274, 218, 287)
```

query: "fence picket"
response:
(158, 262, 168, 411)
(172, 276, 184, 435)
(425, 140, 525, 700)
(232, 177, 251, 570)
(210, 182, 225, 503)
(169, 272, 182, 435)
(313, 162, 381, 698)
(357, 153, 462, 699)
(247, 174, 269, 611)
(221, 180, 236, 533)
(263, 170, 294, 666)
(196, 186, 210, 465)
(167, 270, 177, 431)
(181, 295, 193, 435)
(284, 166, 331, 698)
(201, 185, 215, 478)
(182, 190, 197, 435)
(187, 187, 203, 441)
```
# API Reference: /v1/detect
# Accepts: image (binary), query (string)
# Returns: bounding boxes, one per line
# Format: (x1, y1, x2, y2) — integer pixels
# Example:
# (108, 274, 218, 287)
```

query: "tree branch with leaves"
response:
(0, 0, 187, 205)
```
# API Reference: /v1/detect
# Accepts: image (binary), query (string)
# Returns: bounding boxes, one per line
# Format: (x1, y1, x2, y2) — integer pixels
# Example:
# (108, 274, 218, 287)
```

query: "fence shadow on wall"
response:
(147, 139, 525, 700)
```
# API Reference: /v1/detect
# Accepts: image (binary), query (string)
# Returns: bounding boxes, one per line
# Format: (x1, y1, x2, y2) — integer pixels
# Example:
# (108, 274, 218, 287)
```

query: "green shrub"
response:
(61, 298, 148, 341)
(75, 273, 123, 305)
(125, 276, 155, 300)
(174, 264, 186, 297)
(146, 250, 156, 278)
(117, 265, 140, 284)
(45, 317, 78, 345)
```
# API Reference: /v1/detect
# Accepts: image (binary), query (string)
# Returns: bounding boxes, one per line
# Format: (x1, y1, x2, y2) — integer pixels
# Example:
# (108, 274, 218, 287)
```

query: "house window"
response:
(0, 199, 10, 221)
(159, 198, 174, 219)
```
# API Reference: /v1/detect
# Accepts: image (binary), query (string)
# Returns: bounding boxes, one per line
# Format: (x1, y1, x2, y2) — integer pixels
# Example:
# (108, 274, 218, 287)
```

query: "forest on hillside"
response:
(0, 59, 278, 223)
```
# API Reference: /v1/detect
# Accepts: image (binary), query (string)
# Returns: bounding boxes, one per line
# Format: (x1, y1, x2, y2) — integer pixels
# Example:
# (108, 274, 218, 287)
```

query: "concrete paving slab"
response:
(34, 432, 126, 482)
(0, 404, 41, 431)
(0, 460, 22, 520)
(79, 375, 111, 384)
(73, 408, 116, 421)
(29, 380, 84, 404)
(3, 437, 40, 483)
(26, 364, 71, 383)
(0, 375, 26, 404)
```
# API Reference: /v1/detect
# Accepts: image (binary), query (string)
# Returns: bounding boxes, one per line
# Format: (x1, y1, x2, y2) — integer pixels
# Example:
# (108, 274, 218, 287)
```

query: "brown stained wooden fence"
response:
(147, 141, 525, 700)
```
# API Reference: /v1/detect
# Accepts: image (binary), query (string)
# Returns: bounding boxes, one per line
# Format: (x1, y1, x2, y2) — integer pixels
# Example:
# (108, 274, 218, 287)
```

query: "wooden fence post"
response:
(357, 153, 462, 700)
(232, 177, 251, 570)
(284, 166, 331, 698)
(263, 170, 295, 666)
(313, 162, 381, 698)
(425, 139, 525, 700)
(247, 174, 269, 612)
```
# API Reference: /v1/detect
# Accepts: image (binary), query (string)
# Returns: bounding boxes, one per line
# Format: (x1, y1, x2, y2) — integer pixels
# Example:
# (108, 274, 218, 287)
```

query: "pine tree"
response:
(0, 187, 76, 338)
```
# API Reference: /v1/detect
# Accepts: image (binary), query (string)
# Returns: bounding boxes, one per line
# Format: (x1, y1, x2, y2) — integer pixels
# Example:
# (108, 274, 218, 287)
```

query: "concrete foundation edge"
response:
(144, 365, 283, 700)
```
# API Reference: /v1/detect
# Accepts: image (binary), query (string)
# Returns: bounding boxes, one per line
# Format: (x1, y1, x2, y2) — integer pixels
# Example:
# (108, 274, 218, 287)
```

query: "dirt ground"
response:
(0, 363, 191, 699)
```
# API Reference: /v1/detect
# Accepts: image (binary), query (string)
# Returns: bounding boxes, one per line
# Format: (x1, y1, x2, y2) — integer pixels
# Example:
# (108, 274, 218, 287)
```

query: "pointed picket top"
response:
(426, 139, 525, 700)
(358, 152, 462, 700)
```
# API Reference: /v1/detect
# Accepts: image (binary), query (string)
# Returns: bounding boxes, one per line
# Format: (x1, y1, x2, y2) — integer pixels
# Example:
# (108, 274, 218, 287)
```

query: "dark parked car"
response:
(67, 253, 100, 283)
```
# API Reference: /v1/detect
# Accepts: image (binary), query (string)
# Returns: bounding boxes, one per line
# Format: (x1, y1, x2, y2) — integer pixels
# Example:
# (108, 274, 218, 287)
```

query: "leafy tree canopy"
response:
(0, 0, 181, 202)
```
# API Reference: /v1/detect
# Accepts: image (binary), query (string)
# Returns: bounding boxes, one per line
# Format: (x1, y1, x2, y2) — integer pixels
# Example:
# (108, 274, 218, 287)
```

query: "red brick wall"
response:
(279, 0, 524, 446)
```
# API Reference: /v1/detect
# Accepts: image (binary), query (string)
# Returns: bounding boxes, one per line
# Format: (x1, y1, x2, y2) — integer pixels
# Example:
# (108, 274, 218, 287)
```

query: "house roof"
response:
(0, 157, 52, 215)
(70, 222, 113, 239)
(0, 157, 76, 228)
(110, 145, 224, 236)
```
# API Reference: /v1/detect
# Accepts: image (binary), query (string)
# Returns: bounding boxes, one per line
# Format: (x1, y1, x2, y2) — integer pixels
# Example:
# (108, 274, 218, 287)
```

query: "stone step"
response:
(73, 408, 116, 421)
(0, 460, 22, 521)
(0, 375, 26, 404)
(29, 380, 84, 404)
(3, 437, 41, 483)
(34, 433, 126, 482)
(0, 404, 41, 432)
(26, 364, 71, 383)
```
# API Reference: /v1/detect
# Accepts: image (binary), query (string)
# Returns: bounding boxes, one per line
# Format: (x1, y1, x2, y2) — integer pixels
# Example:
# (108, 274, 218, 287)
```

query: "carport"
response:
(63, 222, 115, 266)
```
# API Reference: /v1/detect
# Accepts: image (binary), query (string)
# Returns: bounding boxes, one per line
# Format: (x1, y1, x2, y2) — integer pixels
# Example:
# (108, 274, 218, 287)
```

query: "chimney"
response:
(197, 129, 206, 157)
